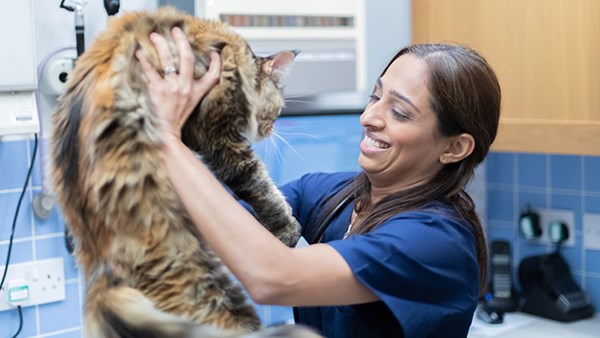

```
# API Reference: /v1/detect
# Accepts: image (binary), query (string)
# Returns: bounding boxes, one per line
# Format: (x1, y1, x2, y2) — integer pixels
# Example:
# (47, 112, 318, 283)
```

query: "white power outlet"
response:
(583, 213, 600, 250)
(0, 257, 66, 312)
(532, 208, 576, 247)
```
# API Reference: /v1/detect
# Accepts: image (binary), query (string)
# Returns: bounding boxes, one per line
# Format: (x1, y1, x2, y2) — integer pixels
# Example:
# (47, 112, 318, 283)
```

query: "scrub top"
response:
(280, 172, 480, 338)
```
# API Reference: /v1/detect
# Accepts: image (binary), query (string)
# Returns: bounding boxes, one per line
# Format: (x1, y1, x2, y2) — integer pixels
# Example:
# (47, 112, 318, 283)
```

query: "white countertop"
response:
(469, 312, 600, 338)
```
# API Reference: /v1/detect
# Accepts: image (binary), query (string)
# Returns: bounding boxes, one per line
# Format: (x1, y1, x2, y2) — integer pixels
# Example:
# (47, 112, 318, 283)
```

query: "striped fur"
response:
(49, 7, 311, 338)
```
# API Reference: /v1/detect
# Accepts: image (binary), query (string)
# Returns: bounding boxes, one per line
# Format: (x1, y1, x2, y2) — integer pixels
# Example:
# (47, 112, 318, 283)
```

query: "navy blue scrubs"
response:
(280, 172, 479, 337)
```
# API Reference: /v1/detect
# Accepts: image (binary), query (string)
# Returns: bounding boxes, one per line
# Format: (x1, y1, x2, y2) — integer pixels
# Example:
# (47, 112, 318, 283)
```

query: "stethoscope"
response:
(313, 193, 354, 243)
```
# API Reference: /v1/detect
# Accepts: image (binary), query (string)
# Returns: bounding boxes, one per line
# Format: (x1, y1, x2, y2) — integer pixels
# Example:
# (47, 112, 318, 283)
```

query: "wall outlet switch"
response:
(0, 91, 39, 136)
(0, 257, 66, 311)
(534, 208, 576, 247)
(584, 213, 600, 250)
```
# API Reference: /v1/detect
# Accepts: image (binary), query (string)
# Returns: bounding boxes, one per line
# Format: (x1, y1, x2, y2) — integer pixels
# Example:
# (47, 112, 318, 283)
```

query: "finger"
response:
(200, 51, 222, 88)
(183, 52, 222, 116)
(150, 32, 176, 73)
(172, 27, 194, 81)
(136, 50, 162, 83)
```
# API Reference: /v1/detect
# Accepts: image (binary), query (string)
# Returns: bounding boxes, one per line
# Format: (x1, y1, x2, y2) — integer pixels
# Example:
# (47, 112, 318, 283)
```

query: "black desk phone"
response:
(519, 253, 595, 322)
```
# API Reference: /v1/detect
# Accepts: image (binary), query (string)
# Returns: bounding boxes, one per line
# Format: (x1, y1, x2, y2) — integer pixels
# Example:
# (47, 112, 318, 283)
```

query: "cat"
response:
(50, 7, 317, 338)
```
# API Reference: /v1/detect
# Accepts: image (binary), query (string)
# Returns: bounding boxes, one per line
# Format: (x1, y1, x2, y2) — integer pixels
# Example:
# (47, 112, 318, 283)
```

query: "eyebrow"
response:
(376, 79, 422, 115)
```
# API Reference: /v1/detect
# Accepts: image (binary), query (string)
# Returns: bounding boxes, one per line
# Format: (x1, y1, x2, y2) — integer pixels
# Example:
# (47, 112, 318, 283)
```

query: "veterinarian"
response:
(137, 26, 500, 337)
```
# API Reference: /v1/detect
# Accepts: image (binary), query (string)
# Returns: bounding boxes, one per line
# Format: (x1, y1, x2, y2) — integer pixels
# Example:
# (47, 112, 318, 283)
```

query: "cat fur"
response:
(50, 7, 316, 338)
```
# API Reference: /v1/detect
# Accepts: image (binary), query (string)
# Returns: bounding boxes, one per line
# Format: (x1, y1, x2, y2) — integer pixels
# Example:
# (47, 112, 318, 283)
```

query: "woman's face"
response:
(358, 54, 450, 192)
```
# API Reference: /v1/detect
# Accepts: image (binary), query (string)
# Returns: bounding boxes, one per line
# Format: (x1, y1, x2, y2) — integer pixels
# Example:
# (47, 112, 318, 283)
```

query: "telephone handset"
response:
(490, 240, 513, 300)
(479, 240, 517, 324)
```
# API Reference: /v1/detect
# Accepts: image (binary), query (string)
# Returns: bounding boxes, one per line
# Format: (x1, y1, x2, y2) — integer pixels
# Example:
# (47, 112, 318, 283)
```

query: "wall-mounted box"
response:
(195, 0, 366, 97)
(0, 0, 39, 137)
(0, 92, 39, 136)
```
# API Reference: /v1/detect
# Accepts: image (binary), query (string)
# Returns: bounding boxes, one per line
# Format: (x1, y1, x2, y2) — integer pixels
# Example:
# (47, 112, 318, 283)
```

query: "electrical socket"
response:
(583, 213, 600, 250)
(0, 257, 66, 312)
(532, 208, 576, 247)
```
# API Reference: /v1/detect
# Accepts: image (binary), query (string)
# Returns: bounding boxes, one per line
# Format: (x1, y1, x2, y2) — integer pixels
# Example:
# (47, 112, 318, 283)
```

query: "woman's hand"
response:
(136, 26, 221, 142)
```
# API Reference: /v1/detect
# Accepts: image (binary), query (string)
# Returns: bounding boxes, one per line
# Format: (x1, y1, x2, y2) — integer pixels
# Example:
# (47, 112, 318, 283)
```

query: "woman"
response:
(138, 27, 501, 337)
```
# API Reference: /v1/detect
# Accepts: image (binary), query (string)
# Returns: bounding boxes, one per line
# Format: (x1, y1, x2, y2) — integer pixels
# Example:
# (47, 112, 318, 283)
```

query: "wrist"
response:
(160, 133, 184, 153)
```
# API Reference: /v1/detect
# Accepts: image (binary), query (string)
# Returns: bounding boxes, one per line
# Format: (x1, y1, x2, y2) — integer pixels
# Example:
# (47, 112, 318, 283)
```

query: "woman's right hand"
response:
(136, 27, 222, 143)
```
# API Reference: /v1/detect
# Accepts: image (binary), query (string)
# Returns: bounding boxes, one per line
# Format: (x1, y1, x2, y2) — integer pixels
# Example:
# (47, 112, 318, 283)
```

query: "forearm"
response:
(160, 139, 377, 306)
(160, 138, 293, 294)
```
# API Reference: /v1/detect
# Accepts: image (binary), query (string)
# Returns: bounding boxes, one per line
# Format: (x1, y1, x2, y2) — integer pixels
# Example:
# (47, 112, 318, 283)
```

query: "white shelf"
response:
(196, 0, 358, 18)
(195, 0, 367, 92)
(233, 27, 356, 40)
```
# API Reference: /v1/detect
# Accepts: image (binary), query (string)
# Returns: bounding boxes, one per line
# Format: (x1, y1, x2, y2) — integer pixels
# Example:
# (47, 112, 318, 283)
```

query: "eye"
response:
(391, 108, 412, 121)
(368, 93, 380, 102)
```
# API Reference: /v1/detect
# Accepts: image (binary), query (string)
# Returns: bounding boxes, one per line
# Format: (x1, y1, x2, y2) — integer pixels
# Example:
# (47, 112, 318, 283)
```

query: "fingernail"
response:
(172, 26, 182, 35)
(150, 32, 160, 41)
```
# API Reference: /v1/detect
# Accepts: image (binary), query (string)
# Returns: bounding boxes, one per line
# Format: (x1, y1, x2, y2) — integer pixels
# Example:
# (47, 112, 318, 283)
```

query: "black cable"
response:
(0, 134, 38, 306)
(59, 0, 75, 12)
(11, 305, 23, 338)
(0, 133, 37, 289)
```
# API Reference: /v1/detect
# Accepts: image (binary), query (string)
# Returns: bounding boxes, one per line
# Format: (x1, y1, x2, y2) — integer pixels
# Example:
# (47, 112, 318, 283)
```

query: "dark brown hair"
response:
(319, 43, 501, 294)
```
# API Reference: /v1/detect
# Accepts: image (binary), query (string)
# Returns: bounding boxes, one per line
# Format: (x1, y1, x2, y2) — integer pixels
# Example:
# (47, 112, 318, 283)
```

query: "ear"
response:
(262, 50, 299, 82)
(439, 133, 475, 164)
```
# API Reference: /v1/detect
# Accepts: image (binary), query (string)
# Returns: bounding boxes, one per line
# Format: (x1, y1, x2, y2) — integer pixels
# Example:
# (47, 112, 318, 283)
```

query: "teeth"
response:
(364, 135, 390, 149)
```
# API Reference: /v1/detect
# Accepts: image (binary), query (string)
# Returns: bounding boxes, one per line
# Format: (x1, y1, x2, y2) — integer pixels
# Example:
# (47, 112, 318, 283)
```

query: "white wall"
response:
(364, 0, 412, 89)
(34, 0, 158, 136)
(33, 0, 158, 63)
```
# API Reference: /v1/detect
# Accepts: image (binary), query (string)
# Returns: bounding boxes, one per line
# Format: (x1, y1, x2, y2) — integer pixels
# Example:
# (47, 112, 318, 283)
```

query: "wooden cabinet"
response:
(412, 0, 600, 155)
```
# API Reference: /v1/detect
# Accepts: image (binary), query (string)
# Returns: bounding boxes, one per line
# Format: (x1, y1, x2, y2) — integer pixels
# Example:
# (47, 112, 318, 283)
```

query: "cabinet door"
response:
(413, 0, 600, 155)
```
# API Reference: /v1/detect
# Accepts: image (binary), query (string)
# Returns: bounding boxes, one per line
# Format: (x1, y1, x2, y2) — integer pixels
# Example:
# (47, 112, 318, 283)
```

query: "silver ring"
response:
(164, 65, 177, 75)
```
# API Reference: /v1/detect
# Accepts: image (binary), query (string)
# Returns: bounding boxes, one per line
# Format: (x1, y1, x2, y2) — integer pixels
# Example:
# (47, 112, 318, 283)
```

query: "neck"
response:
(368, 174, 434, 205)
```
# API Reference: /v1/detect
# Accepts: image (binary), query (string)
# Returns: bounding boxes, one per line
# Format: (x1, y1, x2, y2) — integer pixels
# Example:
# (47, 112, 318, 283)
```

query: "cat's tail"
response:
(88, 286, 321, 338)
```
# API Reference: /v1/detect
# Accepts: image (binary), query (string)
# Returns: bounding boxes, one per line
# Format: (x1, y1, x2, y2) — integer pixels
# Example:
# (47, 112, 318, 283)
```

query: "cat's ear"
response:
(263, 50, 298, 82)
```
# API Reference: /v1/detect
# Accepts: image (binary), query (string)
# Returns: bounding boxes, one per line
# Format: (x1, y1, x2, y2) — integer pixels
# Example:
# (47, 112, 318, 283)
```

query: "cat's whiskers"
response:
(271, 131, 306, 163)
(275, 130, 320, 139)
(283, 92, 319, 105)
(283, 98, 311, 104)
(267, 136, 286, 170)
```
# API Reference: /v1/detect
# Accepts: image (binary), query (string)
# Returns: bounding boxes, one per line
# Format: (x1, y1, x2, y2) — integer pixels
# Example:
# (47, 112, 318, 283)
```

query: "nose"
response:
(360, 101, 385, 129)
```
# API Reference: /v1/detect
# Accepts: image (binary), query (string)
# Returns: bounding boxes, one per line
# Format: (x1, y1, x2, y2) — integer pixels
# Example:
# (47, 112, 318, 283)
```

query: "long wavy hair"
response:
(317, 43, 501, 294)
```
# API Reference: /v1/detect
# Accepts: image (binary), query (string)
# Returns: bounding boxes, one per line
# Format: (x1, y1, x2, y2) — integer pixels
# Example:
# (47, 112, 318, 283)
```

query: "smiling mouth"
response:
(364, 134, 390, 149)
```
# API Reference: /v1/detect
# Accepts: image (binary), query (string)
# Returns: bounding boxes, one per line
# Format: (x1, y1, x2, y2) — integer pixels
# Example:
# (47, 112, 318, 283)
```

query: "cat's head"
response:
(178, 17, 297, 148)
(246, 49, 297, 141)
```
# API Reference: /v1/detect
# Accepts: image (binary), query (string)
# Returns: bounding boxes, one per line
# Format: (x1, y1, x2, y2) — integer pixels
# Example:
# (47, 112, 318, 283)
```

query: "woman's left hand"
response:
(136, 26, 221, 142)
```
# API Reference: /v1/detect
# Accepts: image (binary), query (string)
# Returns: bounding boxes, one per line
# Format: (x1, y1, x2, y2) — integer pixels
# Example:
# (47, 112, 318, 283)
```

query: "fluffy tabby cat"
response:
(50, 7, 317, 338)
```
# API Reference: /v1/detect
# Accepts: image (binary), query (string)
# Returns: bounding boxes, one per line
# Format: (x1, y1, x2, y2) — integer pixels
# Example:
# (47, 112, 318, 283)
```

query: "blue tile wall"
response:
(0, 115, 362, 336)
(1, 136, 82, 337)
(253, 115, 363, 324)
(254, 115, 363, 186)
(486, 151, 600, 313)
(6, 125, 599, 335)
